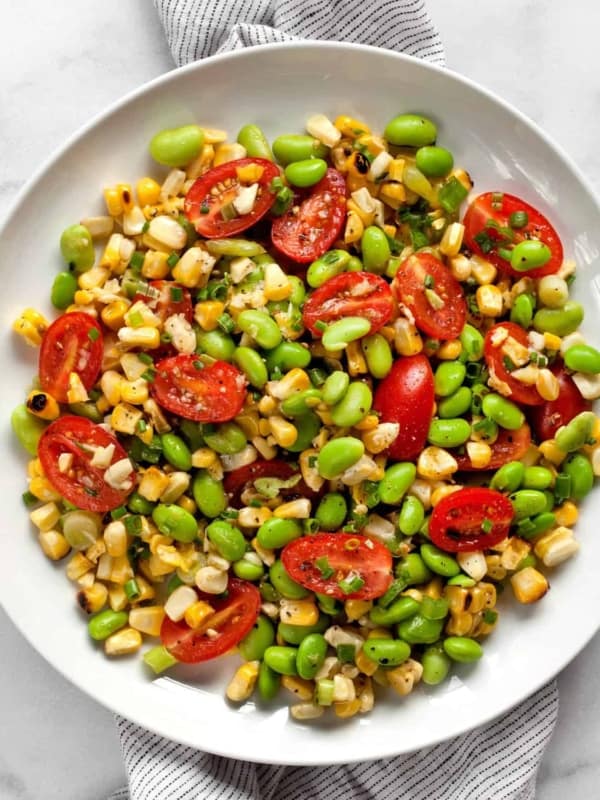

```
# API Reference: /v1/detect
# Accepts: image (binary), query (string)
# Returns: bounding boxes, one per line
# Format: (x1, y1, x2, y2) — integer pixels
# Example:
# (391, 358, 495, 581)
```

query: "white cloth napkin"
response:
(108, 2, 559, 797)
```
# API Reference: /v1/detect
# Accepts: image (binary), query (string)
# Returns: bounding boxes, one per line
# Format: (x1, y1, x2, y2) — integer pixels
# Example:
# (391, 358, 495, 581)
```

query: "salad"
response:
(11, 111, 600, 721)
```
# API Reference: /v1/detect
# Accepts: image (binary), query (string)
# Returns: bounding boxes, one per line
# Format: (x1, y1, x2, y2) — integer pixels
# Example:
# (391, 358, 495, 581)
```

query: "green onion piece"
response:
(136, 419, 147, 433)
(316, 678, 335, 706)
(554, 473, 572, 504)
(143, 645, 178, 674)
(124, 515, 143, 536)
(141, 221, 150, 233)
(424, 274, 435, 289)
(337, 574, 365, 595)
(200, 202, 210, 214)
(496, 247, 513, 262)
(130, 251, 145, 272)
(315, 557, 335, 579)
(166, 574, 184, 595)
(138, 352, 154, 365)
(88, 327, 100, 342)
(481, 517, 493, 533)
(124, 578, 141, 601)
(314, 321, 328, 333)
(377, 578, 407, 608)
(473, 417, 497, 439)
(482, 609, 498, 624)
(170, 285, 183, 301)
(217, 313, 235, 333)
(308, 367, 328, 386)
(141, 370, 155, 383)
(303, 518, 320, 534)
(336, 644, 356, 663)
(438, 177, 468, 214)
(160, 332, 173, 343)
(128, 310, 144, 328)
(22, 490, 38, 508)
(516, 518, 537, 536)
(111, 505, 127, 520)
(167, 253, 180, 269)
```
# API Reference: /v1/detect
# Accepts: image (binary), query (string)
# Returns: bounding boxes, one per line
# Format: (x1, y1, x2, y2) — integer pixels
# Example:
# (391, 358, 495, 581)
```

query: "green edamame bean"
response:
(370, 596, 420, 626)
(555, 411, 596, 453)
(265, 342, 311, 373)
(420, 543, 460, 577)
(196, 329, 236, 361)
(415, 145, 454, 178)
(396, 553, 432, 585)
(161, 433, 192, 470)
(149, 124, 204, 167)
(379, 462, 416, 505)
(317, 436, 365, 479)
(543, 490, 555, 512)
(361, 334, 393, 379)
(347, 256, 363, 272)
(459, 324, 484, 362)
(207, 238, 266, 258)
(481, 393, 525, 431)
(258, 661, 280, 701)
(51, 271, 78, 309)
(202, 422, 247, 455)
(427, 418, 472, 448)
(447, 574, 476, 587)
(270, 560, 309, 599)
(280, 389, 322, 417)
(68, 402, 103, 423)
(237, 310, 282, 349)
(264, 646, 299, 676)
(363, 638, 411, 666)
(422, 644, 452, 685)
(384, 114, 437, 147)
(88, 609, 128, 641)
(438, 387, 472, 419)
(272, 134, 328, 165)
(192, 471, 227, 518)
(285, 410, 321, 453)
(178, 419, 204, 451)
(233, 346, 268, 388)
(510, 490, 548, 520)
(287, 275, 306, 306)
(257, 518, 303, 549)
(522, 466, 553, 490)
(152, 504, 198, 542)
(361, 226, 391, 273)
(206, 519, 246, 562)
(490, 461, 525, 493)
(322, 371, 350, 406)
(398, 497, 426, 536)
(232, 558, 264, 581)
(239, 616, 275, 662)
(322, 316, 371, 351)
(443, 636, 483, 663)
(533, 301, 584, 336)
(285, 158, 328, 188)
(564, 453, 594, 501)
(315, 492, 348, 531)
(128, 491, 155, 516)
(11, 404, 47, 455)
(518, 512, 556, 540)
(421, 596, 449, 621)
(434, 361, 466, 397)
(307, 250, 351, 288)
(510, 240, 552, 272)
(564, 344, 600, 374)
(510, 293, 535, 328)
(296, 634, 328, 679)
(60, 224, 95, 273)
(397, 614, 445, 644)
(236, 124, 273, 160)
(330, 382, 372, 427)
(278, 614, 330, 645)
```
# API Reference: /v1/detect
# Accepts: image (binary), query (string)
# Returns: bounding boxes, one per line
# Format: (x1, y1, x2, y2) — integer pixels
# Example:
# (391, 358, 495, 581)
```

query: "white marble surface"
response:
(1, 1, 599, 797)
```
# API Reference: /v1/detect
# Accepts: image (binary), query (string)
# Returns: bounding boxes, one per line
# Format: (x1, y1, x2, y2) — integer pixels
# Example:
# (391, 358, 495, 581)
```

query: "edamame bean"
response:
(510, 293, 535, 328)
(518, 512, 556, 540)
(533, 301, 584, 336)
(322, 371, 350, 406)
(51, 271, 78, 309)
(443, 636, 483, 663)
(161, 433, 192, 470)
(434, 361, 466, 397)
(237, 309, 282, 349)
(88, 609, 128, 641)
(69, 401, 103, 423)
(510, 490, 548, 520)
(278, 614, 330, 645)
(60, 224, 95, 272)
(421, 596, 449, 621)
(317, 436, 365, 479)
(280, 389, 322, 417)
(361, 226, 391, 273)
(149, 124, 204, 167)
(285, 410, 320, 453)
(265, 342, 311, 373)
(296, 633, 328, 679)
(396, 553, 432, 586)
(192, 470, 227, 518)
(564, 344, 600, 374)
(307, 250, 351, 288)
(398, 496, 426, 536)
(420, 543, 460, 577)
(330, 382, 372, 427)
(459, 324, 484, 361)
(315, 492, 348, 531)
(202, 422, 247, 455)
(555, 411, 596, 453)
(206, 519, 247, 562)
(285, 158, 328, 188)
(196, 329, 236, 361)
(237, 124, 273, 160)
(152, 504, 198, 542)
(264, 646, 299, 676)
(232, 559, 264, 581)
(257, 518, 303, 549)
(347, 255, 363, 272)
(397, 614, 445, 644)
(447, 574, 476, 588)
(11, 404, 47, 455)
(288, 276, 306, 306)
(522, 466, 553, 490)
(510, 240, 552, 272)
(481, 393, 524, 430)
(438, 387, 472, 419)
(538, 275, 569, 309)
(207, 238, 266, 258)
(239, 616, 275, 662)
(258, 661, 280, 701)
(379, 462, 416, 505)
(422, 644, 452, 685)
(564, 453, 594, 501)
(490, 461, 525, 493)
(272, 134, 328, 165)
(384, 114, 437, 147)
(233, 346, 268, 388)
(270, 560, 309, 599)
(362, 638, 411, 666)
(415, 145, 454, 178)
(128, 491, 156, 516)
(361, 334, 393, 379)
(370, 596, 420, 626)
(322, 316, 371, 351)
(427, 418, 471, 448)
(179, 419, 204, 451)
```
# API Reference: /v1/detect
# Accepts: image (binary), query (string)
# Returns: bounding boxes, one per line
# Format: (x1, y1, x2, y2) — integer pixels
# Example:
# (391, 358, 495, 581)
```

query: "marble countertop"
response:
(1, 1, 599, 797)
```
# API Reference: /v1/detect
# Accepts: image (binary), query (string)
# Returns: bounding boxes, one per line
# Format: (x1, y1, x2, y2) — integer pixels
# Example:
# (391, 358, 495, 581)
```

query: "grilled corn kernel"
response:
(476, 285, 503, 317)
(355, 648, 379, 676)
(160, 472, 191, 504)
(290, 702, 325, 720)
(393, 317, 423, 356)
(534, 526, 580, 567)
(26, 391, 59, 421)
(103, 187, 123, 216)
(145, 215, 187, 252)
(268, 416, 298, 448)
(191, 448, 218, 469)
(437, 340, 462, 360)
(237, 506, 272, 527)
(29, 501, 61, 532)
(554, 501, 579, 527)
(104, 627, 142, 656)
(73, 289, 94, 305)
(81, 215, 114, 239)
(511, 566, 549, 604)
(417, 447, 458, 480)
(120, 378, 149, 405)
(386, 158, 405, 182)
(538, 439, 566, 466)
(470, 255, 497, 285)
(38, 530, 70, 560)
(77, 582, 108, 615)
(536, 368, 560, 402)
(387, 659, 423, 697)
(100, 370, 123, 407)
(449, 254, 472, 281)
(103, 520, 128, 558)
(280, 599, 319, 627)
(500, 538, 531, 571)
(13, 308, 48, 346)
(226, 661, 260, 702)
(141, 250, 170, 280)
(345, 340, 367, 376)
(485, 554, 507, 581)
(195, 300, 225, 331)
(138, 467, 171, 501)
(101, 300, 130, 331)
(274, 498, 311, 519)
(111, 402, 143, 435)
(466, 441, 492, 469)
(108, 585, 128, 612)
(66, 552, 94, 581)
(344, 211, 364, 244)
(129, 606, 165, 636)
(195, 565, 228, 594)
(29, 476, 62, 502)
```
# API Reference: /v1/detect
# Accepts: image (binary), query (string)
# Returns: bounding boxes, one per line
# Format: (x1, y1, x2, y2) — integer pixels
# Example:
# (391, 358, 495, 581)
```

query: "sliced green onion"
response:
(143, 645, 178, 674)
(124, 578, 141, 601)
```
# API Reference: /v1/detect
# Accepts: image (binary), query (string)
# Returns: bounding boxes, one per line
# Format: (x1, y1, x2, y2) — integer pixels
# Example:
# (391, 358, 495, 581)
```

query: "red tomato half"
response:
(161, 578, 261, 664)
(133, 280, 193, 324)
(484, 322, 544, 406)
(38, 416, 135, 512)
(463, 192, 563, 278)
(222, 459, 318, 508)
(373, 355, 435, 460)
(302, 272, 395, 337)
(529, 365, 591, 441)
(185, 158, 280, 238)
(39, 312, 103, 403)
(151, 355, 247, 423)
(454, 424, 531, 471)
(392, 253, 466, 341)
(271, 169, 347, 263)
(281, 533, 393, 601)
(430, 487, 514, 552)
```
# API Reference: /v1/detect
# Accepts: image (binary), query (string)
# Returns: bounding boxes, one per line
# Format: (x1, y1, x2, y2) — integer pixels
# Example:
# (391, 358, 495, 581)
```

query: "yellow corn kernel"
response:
(136, 177, 161, 206)
(103, 520, 128, 558)
(385, 158, 405, 182)
(27, 458, 44, 479)
(191, 448, 218, 469)
(422, 577, 444, 600)
(333, 698, 362, 718)
(346, 341, 368, 376)
(105, 627, 142, 656)
(258, 418, 271, 437)
(279, 599, 319, 627)
(30, 501, 61, 532)
(13, 308, 48, 347)
(108, 585, 128, 612)
(500, 538, 531, 571)
(449, 254, 472, 281)
(73, 289, 94, 305)
(66, 372, 89, 404)
(357, 133, 386, 157)
(345, 599, 372, 622)
(149, 534, 173, 555)
(268, 416, 298, 448)
(111, 402, 143, 435)
(536, 368, 560, 402)
(476, 284, 503, 317)
(256, 395, 276, 416)
(110, 554, 134, 585)
(466, 441, 492, 469)
(101, 299, 129, 331)
(380, 182, 407, 210)
(183, 600, 215, 630)
(264, 262, 292, 301)
(355, 648, 379, 676)
(38, 530, 70, 560)
(281, 675, 315, 701)
(226, 661, 260, 702)
(431, 484, 463, 508)
(214, 142, 247, 166)
(138, 467, 171, 501)
(334, 115, 370, 137)
(133, 575, 156, 603)
(269, 369, 311, 401)
(29, 476, 62, 502)
(344, 210, 364, 244)
(538, 439, 566, 466)
(534, 526, 579, 567)
(103, 187, 123, 216)
(129, 606, 165, 636)
(124, 300, 161, 329)
(100, 370, 123, 407)
(118, 327, 161, 349)
(140, 250, 169, 280)
(26, 391, 59, 421)
(195, 300, 225, 331)
(511, 566, 549, 604)
(353, 414, 379, 433)
(77, 582, 108, 614)
(81, 215, 114, 240)
(393, 317, 423, 356)
(387, 659, 423, 697)
(485, 554, 507, 581)
(273, 498, 311, 520)
(114, 183, 133, 212)
(236, 162, 265, 183)
(437, 340, 462, 360)
(200, 127, 227, 144)
(554, 501, 579, 527)
(382, 223, 397, 238)
(174, 246, 214, 288)
(446, 611, 474, 636)
(186, 144, 215, 180)
(470, 255, 497, 285)
(120, 378, 149, 405)
(450, 168, 473, 192)
(439, 222, 465, 257)
(347, 198, 375, 227)
(417, 447, 458, 480)
(544, 332, 562, 351)
(66, 552, 94, 581)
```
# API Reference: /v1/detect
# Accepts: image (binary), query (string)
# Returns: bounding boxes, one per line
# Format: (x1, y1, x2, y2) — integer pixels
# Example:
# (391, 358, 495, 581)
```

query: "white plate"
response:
(2, 42, 600, 765)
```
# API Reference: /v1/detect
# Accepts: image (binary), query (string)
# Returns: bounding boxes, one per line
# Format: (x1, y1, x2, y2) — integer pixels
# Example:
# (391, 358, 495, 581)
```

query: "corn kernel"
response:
(554, 501, 578, 527)
(510, 566, 548, 604)
(104, 187, 123, 216)
(536, 368, 560, 402)
(101, 299, 129, 331)
(120, 378, 149, 405)
(476, 284, 503, 317)
(105, 627, 142, 656)
(534, 526, 579, 567)
(29, 476, 62, 502)
(393, 317, 423, 356)
(213, 142, 247, 166)
(437, 340, 462, 360)
(141, 250, 170, 280)
(344, 211, 364, 244)
(264, 262, 292, 301)
(268, 416, 298, 448)
(380, 182, 407, 209)
(290, 702, 325, 720)
(38, 530, 70, 560)
(191, 448, 218, 469)
(538, 439, 566, 466)
(111, 402, 143, 435)
(13, 308, 48, 347)
(138, 466, 171, 501)
(136, 177, 161, 206)
(346, 341, 368, 376)
(345, 599, 372, 622)
(439, 222, 465, 257)
(118, 326, 161, 349)
(195, 300, 225, 331)
(129, 606, 165, 636)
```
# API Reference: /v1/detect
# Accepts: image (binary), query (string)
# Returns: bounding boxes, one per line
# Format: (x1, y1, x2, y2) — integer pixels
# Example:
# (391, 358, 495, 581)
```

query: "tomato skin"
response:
(529, 365, 591, 441)
(463, 192, 563, 278)
(484, 322, 544, 406)
(39, 312, 103, 403)
(151, 355, 247, 423)
(185, 158, 280, 238)
(392, 253, 466, 341)
(281, 533, 393, 601)
(271, 169, 347, 263)
(429, 487, 514, 552)
(302, 272, 395, 337)
(38, 416, 134, 512)
(454, 424, 531, 471)
(160, 578, 261, 664)
(373, 355, 435, 460)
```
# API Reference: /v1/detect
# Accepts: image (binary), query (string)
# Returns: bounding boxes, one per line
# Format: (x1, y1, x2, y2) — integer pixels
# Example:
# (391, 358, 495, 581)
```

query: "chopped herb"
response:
(377, 579, 407, 608)
(473, 417, 497, 440)
(270, 177, 285, 192)
(529, 351, 538, 364)
(200, 201, 210, 214)
(537, 354, 548, 368)
(566, 273, 576, 287)
(130, 251, 145, 272)
(383, 232, 402, 255)
(192, 360, 204, 370)
(363, 480, 380, 509)
(88, 388, 102, 402)
(271, 186, 293, 216)
(128, 540, 150, 564)
(124, 578, 141, 601)
(207, 279, 230, 301)
(128, 435, 163, 465)
(308, 367, 328, 387)
(170, 286, 183, 301)
(249, 499, 262, 508)
(124, 515, 143, 536)
(485, 218, 514, 240)
(315, 557, 335, 579)
(270, 366, 283, 380)
(473, 230, 495, 254)
(337, 574, 365, 595)
(481, 517, 493, 534)
(141, 369, 155, 382)
(167, 253, 180, 269)
(88, 327, 100, 342)
(217, 313, 235, 333)
(482, 609, 498, 624)
(138, 352, 154, 365)
(496, 247, 513, 262)
(502, 355, 516, 372)
(220, 509, 239, 520)
(337, 644, 356, 663)
(111, 505, 127, 520)
(517, 518, 536, 537)
(136, 419, 147, 433)
(438, 177, 468, 214)
(141, 221, 150, 233)
(22, 490, 38, 508)
(424, 274, 435, 289)
(314, 321, 328, 333)
(83, 487, 98, 497)
(342, 513, 367, 533)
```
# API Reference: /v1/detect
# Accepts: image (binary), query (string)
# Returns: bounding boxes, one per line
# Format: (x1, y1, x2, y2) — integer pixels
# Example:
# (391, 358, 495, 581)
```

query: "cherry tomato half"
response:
(185, 158, 280, 238)
(151, 355, 247, 423)
(392, 253, 466, 341)
(271, 168, 347, 263)
(463, 192, 563, 278)
(484, 322, 544, 406)
(38, 416, 135, 512)
(302, 272, 395, 337)
(222, 459, 318, 508)
(133, 280, 193, 324)
(529, 365, 591, 441)
(454, 424, 532, 471)
(39, 312, 103, 403)
(429, 487, 514, 552)
(281, 533, 393, 601)
(160, 578, 261, 664)
(373, 355, 435, 460)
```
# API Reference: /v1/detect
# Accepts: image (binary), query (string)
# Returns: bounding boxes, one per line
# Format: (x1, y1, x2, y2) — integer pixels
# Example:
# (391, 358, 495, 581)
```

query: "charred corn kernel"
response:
(470, 255, 497, 285)
(274, 498, 311, 519)
(138, 467, 171, 501)
(380, 181, 407, 210)
(268, 416, 298, 448)
(446, 611, 474, 636)
(333, 698, 361, 718)
(554, 501, 579, 527)
(344, 210, 364, 244)
(362, 422, 400, 454)
(110, 554, 134, 585)
(29, 476, 61, 502)
(29, 501, 61, 532)
(465, 441, 492, 469)
(264, 262, 292, 301)
(213, 142, 247, 166)
(182, 600, 215, 630)
(80, 215, 114, 239)
(437, 340, 462, 360)
(113, 184, 133, 213)
(534, 526, 579, 567)
(13, 308, 48, 346)
(393, 317, 423, 356)
(485, 554, 507, 581)
(195, 300, 225, 331)
(73, 289, 94, 305)
(111, 402, 143, 435)
(387, 660, 423, 697)
(143, 399, 171, 434)
(347, 198, 375, 227)
(422, 577, 444, 600)
(118, 326, 161, 349)
(334, 115, 370, 137)
(417, 447, 458, 480)
(120, 378, 149, 405)
(103, 187, 123, 216)
(77, 582, 108, 614)
(279, 599, 319, 627)
(385, 158, 405, 182)
(236, 162, 265, 183)
(104, 627, 142, 656)
(500, 538, 531, 571)
(133, 575, 156, 603)
(290, 702, 325, 720)
(439, 222, 465, 257)
(66, 372, 89, 404)
(38, 530, 70, 560)
(100, 370, 123, 407)
(141, 250, 170, 280)
(237, 506, 272, 527)
(108, 585, 128, 612)
(511, 566, 549, 604)
(444, 585, 468, 613)
(26, 391, 59, 421)
(129, 606, 165, 637)
(345, 600, 372, 622)
(536, 368, 560, 402)
(226, 661, 260, 702)
(538, 439, 566, 466)
(281, 675, 314, 701)
(103, 520, 128, 558)
(120, 353, 147, 381)
(101, 299, 129, 331)
(355, 648, 379, 676)
(476, 285, 503, 317)
(191, 448, 218, 469)
(160, 472, 191, 504)
(77, 571, 97, 590)
(136, 177, 161, 206)
(346, 341, 368, 375)
(66, 552, 94, 581)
